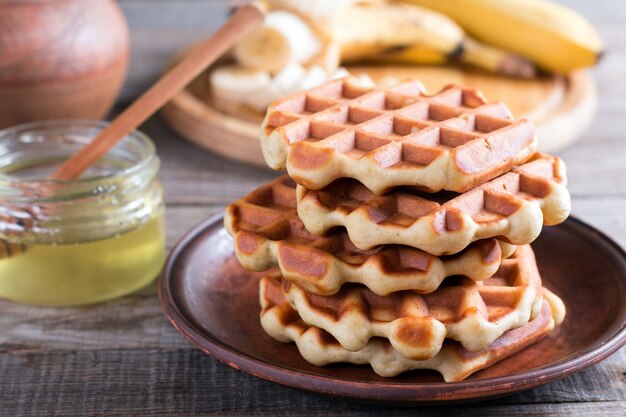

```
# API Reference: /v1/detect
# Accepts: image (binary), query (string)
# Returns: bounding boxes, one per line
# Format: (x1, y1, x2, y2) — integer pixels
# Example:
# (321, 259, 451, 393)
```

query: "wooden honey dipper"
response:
(0, 2, 266, 259)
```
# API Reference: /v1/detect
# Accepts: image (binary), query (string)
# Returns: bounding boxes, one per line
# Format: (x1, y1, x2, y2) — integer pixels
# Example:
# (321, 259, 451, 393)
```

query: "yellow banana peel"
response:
(403, 0, 603, 72)
(368, 37, 535, 78)
(333, 1, 464, 61)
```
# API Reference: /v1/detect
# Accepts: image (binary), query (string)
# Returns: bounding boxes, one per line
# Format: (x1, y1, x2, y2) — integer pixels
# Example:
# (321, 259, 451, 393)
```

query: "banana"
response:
(250, 64, 368, 112)
(329, 68, 376, 88)
(299, 66, 375, 99)
(331, 67, 351, 80)
(233, 11, 322, 73)
(367, 44, 453, 66)
(460, 37, 536, 78)
(211, 62, 366, 114)
(333, 0, 463, 62)
(307, 41, 342, 73)
(372, 37, 535, 78)
(245, 63, 307, 112)
(402, 0, 603, 72)
(299, 65, 329, 91)
(210, 65, 271, 106)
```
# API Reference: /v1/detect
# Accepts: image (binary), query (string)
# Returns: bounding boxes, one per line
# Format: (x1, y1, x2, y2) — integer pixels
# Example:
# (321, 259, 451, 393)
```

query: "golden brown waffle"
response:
(260, 77, 537, 194)
(298, 153, 570, 255)
(279, 245, 544, 359)
(224, 176, 516, 295)
(260, 274, 565, 380)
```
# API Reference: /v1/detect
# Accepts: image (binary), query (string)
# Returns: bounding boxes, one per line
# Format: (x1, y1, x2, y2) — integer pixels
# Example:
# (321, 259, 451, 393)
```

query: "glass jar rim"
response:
(0, 119, 162, 244)
(0, 119, 156, 188)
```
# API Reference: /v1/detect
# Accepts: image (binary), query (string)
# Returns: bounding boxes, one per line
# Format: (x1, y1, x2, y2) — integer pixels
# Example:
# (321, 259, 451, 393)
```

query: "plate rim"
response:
(158, 212, 626, 402)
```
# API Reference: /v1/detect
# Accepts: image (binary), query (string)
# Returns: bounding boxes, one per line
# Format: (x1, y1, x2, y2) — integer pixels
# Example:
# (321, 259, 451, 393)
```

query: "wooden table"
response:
(1, 1, 624, 415)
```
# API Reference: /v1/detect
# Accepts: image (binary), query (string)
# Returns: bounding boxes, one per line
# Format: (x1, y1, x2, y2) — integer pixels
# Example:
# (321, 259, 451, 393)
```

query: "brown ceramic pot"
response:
(0, 0, 129, 128)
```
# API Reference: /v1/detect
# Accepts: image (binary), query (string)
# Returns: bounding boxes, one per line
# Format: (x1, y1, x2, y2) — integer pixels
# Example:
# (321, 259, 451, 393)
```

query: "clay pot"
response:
(0, 0, 130, 128)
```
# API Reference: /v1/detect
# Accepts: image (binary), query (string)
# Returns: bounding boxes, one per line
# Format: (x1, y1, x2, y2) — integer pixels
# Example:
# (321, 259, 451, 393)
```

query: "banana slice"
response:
(308, 42, 342, 72)
(355, 74, 376, 88)
(210, 63, 373, 115)
(331, 67, 350, 80)
(298, 65, 328, 90)
(209, 65, 271, 110)
(245, 64, 376, 112)
(234, 11, 322, 73)
(245, 63, 307, 112)
(330, 68, 376, 88)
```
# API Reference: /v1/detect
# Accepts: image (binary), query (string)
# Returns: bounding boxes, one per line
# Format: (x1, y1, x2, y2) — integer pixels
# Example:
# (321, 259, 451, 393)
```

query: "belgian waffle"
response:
(279, 245, 544, 359)
(260, 77, 537, 194)
(260, 274, 565, 380)
(297, 153, 570, 255)
(224, 176, 516, 295)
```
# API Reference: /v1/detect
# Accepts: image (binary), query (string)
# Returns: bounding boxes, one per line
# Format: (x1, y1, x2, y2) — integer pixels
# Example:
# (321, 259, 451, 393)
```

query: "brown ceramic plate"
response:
(159, 213, 626, 404)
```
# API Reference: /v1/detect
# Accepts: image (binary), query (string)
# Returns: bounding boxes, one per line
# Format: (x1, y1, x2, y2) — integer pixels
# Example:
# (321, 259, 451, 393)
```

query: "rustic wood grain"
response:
(0, 348, 624, 416)
(0, 0, 624, 415)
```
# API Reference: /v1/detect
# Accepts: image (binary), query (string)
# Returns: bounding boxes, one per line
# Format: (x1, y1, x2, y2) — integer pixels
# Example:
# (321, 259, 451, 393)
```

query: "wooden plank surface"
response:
(1, 0, 625, 415)
(1, 349, 624, 416)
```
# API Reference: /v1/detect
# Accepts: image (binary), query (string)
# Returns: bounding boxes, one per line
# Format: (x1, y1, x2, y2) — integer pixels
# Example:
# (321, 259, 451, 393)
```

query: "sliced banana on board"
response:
(245, 63, 307, 112)
(209, 63, 370, 114)
(210, 65, 271, 104)
(298, 65, 328, 91)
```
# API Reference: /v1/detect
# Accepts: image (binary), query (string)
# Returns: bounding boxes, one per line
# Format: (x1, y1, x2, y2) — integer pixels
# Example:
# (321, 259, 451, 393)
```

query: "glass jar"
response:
(0, 120, 166, 306)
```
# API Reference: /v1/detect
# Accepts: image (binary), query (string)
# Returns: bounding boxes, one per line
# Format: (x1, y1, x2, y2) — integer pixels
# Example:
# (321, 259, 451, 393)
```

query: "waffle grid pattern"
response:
(225, 77, 570, 380)
(260, 274, 560, 381)
(225, 176, 516, 296)
(297, 153, 571, 255)
(281, 245, 544, 360)
(261, 77, 537, 193)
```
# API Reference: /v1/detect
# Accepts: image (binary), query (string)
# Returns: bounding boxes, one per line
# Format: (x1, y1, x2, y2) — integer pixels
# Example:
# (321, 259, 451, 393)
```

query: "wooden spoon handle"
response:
(50, 2, 265, 180)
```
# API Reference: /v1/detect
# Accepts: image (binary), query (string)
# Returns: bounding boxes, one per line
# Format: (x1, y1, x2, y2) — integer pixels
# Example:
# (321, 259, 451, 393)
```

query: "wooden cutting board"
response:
(160, 62, 596, 169)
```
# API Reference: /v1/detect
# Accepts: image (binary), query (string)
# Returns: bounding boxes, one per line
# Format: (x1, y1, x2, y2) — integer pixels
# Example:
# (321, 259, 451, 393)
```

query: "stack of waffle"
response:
(224, 78, 570, 382)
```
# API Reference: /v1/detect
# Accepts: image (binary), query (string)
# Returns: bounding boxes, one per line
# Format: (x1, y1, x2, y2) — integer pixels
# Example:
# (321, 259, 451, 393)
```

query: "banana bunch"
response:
(401, 0, 603, 73)
(333, 1, 463, 61)
(331, 0, 538, 77)
(369, 37, 536, 79)
(330, 0, 601, 75)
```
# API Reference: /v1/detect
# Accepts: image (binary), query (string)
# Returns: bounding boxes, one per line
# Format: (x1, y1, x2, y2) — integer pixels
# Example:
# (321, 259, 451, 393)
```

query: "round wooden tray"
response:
(160, 61, 597, 169)
(159, 214, 626, 404)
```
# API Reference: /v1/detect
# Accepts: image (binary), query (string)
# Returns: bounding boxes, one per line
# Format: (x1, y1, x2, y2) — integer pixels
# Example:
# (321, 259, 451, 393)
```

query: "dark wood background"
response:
(1, 0, 624, 415)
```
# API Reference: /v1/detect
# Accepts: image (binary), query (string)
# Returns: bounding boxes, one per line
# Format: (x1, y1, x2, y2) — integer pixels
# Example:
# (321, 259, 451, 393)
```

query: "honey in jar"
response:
(0, 120, 166, 306)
